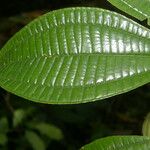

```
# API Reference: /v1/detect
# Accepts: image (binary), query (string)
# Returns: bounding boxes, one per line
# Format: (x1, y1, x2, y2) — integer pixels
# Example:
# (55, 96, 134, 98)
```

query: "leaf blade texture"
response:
(108, 0, 150, 25)
(81, 136, 150, 150)
(0, 7, 150, 104)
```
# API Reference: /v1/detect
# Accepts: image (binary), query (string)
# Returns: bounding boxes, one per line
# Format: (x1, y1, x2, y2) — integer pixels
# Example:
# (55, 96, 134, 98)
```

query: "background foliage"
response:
(0, 0, 150, 149)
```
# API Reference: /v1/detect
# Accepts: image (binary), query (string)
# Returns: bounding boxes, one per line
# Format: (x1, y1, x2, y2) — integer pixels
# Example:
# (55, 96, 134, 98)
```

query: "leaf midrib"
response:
(0, 68, 149, 89)
(1, 52, 150, 66)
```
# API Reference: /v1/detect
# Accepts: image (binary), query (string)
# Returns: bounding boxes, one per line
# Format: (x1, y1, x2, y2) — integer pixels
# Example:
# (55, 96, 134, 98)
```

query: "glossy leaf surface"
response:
(108, 0, 150, 25)
(0, 7, 150, 104)
(81, 136, 150, 150)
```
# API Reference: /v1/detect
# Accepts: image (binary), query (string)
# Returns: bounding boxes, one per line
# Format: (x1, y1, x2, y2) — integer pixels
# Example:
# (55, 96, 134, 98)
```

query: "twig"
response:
(3, 92, 14, 113)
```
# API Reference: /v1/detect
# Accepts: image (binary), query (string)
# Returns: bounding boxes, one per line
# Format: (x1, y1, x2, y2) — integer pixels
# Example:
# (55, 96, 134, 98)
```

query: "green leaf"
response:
(148, 19, 150, 26)
(81, 136, 150, 150)
(108, 0, 150, 25)
(0, 7, 150, 104)
(25, 130, 46, 150)
(33, 123, 63, 140)
(13, 109, 26, 127)
(0, 134, 8, 146)
(142, 112, 150, 137)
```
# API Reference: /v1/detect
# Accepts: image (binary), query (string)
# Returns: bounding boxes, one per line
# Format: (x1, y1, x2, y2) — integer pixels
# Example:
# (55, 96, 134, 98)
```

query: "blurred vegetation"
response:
(0, 0, 150, 150)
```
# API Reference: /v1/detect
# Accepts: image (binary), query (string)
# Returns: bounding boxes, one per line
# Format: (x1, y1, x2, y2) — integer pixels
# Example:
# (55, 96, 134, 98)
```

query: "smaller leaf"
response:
(142, 113, 150, 137)
(31, 123, 63, 140)
(81, 136, 150, 150)
(25, 130, 46, 150)
(148, 18, 150, 26)
(0, 134, 8, 146)
(108, 0, 150, 25)
(13, 109, 26, 127)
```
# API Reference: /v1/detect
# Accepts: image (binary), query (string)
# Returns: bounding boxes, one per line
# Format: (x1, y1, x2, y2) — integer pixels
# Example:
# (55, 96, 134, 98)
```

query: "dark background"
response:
(0, 0, 150, 150)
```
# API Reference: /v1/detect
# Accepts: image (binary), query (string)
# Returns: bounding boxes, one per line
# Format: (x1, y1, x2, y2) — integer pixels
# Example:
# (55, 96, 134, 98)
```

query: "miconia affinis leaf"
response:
(0, 7, 150, 104)
(108, 0, 150, 25)
(81, 136, 150, 150)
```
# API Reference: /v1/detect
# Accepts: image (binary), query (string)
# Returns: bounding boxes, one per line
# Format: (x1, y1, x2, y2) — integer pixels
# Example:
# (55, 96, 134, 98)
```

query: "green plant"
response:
(0, 106, 63, 150)
(0, 1, 150, 149)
